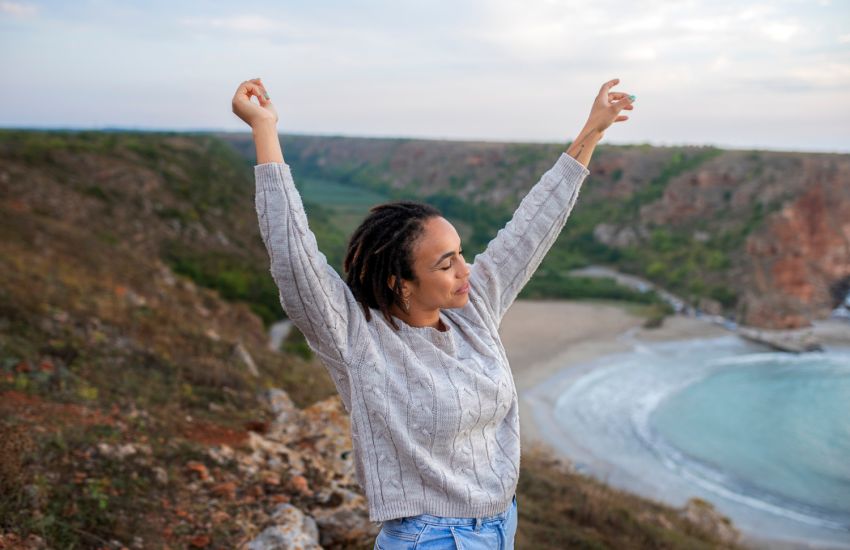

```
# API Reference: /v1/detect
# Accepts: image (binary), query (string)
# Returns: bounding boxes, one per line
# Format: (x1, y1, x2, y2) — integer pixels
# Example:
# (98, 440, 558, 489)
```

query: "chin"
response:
(451, 293, 470, 307)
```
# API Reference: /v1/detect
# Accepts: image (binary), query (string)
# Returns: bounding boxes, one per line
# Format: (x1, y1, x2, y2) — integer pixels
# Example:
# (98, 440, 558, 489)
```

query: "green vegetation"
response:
(278, 141, 746, 310)
(297, 178, 380, 269)
(160, 240, 283, 326)
(614, 229, 739, 306)
(535, 147, 743, 309)
(520, 275, 671, 309)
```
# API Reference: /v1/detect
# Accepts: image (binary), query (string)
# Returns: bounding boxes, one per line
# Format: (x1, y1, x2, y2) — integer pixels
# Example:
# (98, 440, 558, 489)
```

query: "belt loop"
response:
(474, 516, 483, 533)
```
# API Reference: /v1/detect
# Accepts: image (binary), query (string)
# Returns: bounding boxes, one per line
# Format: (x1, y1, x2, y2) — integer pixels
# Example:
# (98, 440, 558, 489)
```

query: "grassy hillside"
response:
(0, 129, 342, 546)
(0, 129, 742, 548)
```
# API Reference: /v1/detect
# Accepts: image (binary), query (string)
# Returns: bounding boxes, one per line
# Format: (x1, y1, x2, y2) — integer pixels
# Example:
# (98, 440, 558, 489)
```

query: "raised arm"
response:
(233, 79, 366, 393)
(467, 149, 591, 325)
(468, 78, 635, 326)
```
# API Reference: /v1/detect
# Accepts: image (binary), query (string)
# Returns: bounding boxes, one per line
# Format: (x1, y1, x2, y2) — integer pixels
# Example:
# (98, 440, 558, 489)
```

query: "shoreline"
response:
(500, 299, 850, 550)
(500, 299, 731, 446)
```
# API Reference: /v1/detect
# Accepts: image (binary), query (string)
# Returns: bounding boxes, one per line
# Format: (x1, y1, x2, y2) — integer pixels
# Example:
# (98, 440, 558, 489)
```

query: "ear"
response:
(387, 275, 411, 297)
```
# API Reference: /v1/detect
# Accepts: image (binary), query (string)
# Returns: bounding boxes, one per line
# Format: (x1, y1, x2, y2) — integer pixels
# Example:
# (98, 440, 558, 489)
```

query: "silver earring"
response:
(403, 296, 410, 313)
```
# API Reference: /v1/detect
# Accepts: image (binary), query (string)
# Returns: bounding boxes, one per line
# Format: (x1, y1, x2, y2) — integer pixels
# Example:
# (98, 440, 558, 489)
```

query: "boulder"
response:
(246, 503, 321, 550)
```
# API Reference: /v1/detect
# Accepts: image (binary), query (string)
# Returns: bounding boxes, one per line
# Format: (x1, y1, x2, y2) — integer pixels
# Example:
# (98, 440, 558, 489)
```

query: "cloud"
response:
(0, 0, 846, 152)
(623, 47, 659, 62)
(0, 0, 38, 17)
(176, 11, 394, 53)
(728, 59, 850, 93)
(179, 14, 279, 34)
(759, 20, 801, 42)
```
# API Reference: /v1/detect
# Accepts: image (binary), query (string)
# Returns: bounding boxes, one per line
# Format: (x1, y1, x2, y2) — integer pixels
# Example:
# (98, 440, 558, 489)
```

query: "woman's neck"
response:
(390, 304, 447, 331)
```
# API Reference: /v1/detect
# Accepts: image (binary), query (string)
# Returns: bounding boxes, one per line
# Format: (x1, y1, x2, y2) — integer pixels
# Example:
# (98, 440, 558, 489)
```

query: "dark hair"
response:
(344, 200, 442, 330)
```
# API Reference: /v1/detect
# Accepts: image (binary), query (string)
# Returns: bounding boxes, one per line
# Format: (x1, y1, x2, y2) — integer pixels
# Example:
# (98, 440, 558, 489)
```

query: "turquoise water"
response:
(542, 335, 850, 542)
(652, 353, 850, 526)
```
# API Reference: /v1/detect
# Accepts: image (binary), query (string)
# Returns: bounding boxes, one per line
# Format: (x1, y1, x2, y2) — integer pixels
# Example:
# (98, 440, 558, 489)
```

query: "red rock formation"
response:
(742, 157, 850, 328)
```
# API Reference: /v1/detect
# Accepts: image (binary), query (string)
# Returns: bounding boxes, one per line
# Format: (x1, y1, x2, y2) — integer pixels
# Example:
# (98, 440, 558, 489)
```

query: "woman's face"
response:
(405, 216, 471, 310)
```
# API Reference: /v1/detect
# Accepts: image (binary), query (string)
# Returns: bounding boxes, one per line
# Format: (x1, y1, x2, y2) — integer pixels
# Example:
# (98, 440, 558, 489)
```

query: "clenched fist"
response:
(232, 78, 279, 129)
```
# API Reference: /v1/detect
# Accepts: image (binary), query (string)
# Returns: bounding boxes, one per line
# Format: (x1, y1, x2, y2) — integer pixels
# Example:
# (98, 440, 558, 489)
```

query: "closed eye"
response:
(440, 249, 464, 270)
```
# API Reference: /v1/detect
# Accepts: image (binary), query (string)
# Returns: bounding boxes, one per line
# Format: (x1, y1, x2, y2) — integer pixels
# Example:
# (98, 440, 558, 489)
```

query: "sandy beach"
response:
(499, 299, 850, 550)
(500, 299, 730, 449)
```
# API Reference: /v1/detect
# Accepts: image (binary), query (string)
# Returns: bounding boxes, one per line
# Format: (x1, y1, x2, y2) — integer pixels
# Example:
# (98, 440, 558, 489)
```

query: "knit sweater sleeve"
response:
(254, 161, 366, 378)
(468, 152, 590, 326)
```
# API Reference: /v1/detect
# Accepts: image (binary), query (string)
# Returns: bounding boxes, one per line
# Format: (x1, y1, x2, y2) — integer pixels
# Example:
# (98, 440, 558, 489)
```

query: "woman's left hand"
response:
(582, 78, 635, 136)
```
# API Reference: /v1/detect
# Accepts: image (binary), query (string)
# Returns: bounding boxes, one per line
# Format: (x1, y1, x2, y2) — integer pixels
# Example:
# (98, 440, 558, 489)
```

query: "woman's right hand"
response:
(232, 78, 279, 129)
(581, 78, 635, 136)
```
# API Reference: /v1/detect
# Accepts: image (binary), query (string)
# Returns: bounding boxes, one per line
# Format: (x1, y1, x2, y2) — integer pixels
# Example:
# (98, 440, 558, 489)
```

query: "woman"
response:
(232, 77, 634, 549)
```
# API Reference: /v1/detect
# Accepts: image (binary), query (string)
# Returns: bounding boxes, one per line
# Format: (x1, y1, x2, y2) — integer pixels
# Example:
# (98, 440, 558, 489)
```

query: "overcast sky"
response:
(1, 0, 848, 153)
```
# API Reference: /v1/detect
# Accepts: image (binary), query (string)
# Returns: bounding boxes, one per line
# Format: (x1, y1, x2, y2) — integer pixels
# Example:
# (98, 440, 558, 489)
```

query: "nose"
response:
(460, 261, 471, 279)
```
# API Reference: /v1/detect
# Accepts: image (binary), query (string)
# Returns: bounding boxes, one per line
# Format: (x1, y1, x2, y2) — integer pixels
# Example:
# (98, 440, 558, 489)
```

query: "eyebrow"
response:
(431, 246, 463, 268)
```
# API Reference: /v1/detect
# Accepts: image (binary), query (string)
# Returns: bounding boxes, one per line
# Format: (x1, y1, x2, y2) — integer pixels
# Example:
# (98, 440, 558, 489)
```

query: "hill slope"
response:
(0, 128, 759, 548)
(218, 131, 850, 329)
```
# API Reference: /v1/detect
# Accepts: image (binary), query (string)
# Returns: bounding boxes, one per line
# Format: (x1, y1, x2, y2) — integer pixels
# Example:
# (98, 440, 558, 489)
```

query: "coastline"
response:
(500, 298, 729, 448)
(500, 299, 850, 550)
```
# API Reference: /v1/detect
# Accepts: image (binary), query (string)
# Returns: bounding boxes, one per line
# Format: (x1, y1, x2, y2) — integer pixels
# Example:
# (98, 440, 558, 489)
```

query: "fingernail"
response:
(629, 95, 636, 101)
(263, 92, 270, 100)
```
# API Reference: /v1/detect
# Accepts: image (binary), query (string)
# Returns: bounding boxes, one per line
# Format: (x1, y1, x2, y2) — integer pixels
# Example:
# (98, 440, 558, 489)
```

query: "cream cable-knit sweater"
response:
(254, 152, 590, 522)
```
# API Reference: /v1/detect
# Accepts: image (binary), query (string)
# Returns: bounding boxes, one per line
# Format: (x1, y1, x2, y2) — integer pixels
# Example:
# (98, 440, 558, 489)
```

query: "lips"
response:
(456, 282, 470, 294)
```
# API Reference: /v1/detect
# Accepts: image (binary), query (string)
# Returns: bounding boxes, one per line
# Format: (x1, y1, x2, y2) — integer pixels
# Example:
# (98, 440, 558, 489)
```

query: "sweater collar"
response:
(385, 310, 456, 355)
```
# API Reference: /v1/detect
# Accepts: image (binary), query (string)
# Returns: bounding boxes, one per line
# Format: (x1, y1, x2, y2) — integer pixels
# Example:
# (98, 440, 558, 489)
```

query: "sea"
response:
(528, 333, 850, 547)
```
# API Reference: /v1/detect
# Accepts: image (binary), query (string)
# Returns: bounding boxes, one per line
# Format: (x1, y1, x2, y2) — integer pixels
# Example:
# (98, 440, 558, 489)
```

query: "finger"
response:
(615, 115, 629, 122)
(609, 92, 628, 100)
(600, 78, 620, 94)
(242, 82, 269, 104)
(249, 78, 271, 101)
(612, 95, 634, 111)
(232, 81, 252, 104)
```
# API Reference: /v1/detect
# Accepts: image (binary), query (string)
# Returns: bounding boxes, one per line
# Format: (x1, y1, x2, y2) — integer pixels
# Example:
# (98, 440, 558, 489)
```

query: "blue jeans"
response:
(373, 494, 518, 550)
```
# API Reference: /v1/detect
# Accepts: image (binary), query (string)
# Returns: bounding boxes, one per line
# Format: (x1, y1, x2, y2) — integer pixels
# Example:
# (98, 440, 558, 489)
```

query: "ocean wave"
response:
(552, 336, 850, 534)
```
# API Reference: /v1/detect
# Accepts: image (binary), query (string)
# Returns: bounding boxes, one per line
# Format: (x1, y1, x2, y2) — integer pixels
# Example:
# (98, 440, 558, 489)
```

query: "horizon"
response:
(1, 124, 846, 155)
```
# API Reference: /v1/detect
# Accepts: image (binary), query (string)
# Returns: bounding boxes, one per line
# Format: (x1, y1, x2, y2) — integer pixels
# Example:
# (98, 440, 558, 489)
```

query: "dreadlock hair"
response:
(344, 200, 442, 331)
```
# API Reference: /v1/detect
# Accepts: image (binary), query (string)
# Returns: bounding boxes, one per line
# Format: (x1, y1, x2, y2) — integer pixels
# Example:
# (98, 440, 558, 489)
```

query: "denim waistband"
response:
(402, 494, 516, 526)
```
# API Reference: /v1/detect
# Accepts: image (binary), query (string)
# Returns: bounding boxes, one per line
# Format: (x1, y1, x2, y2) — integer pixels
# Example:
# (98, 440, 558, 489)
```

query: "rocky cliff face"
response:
(228, 389, 378, 548)
(743, 156, 850, 328)
(637, 150, 850, 328)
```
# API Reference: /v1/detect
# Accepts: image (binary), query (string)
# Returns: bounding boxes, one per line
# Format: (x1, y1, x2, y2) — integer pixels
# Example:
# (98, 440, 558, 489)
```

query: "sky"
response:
(1, 0, 849, 153)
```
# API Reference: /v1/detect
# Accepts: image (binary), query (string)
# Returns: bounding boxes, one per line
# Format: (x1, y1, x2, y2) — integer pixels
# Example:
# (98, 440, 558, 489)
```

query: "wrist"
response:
(565, 125, 603, 169)
(567, 131, 599, 154)
(251, 119, 278, 135)
(252, 121, 284, 164)
(577, 125, 604, 144)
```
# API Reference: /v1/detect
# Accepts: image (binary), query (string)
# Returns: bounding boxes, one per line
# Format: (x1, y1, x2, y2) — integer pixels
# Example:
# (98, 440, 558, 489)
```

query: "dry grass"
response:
(516, 442, 743, 549)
